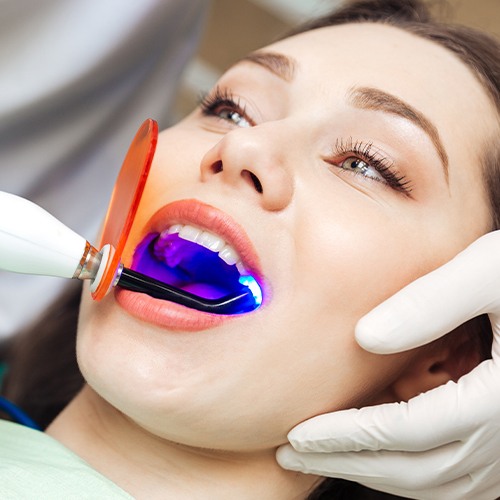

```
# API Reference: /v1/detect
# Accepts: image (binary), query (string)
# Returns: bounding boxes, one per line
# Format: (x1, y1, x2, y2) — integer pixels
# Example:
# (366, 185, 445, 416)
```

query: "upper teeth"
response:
(161, 224, 247, 275)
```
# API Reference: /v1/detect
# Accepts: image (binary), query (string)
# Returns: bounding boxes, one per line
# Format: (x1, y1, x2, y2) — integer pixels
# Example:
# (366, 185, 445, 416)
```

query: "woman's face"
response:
(77, 23, 496, 450)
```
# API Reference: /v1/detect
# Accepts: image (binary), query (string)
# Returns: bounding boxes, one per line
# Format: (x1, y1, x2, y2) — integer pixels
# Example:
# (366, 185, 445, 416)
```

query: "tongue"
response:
(131, 232, 242, 299)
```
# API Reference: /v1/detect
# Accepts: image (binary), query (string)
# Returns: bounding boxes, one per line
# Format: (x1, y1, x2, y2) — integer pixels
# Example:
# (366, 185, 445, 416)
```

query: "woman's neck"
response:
(46, 385, 320, 499)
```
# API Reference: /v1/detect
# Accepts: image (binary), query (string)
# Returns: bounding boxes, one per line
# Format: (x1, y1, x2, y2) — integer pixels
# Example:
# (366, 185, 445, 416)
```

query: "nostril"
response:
(211, 160, 223, 174)
(242, 170, 263, 194)
(250, 173, 263, 194)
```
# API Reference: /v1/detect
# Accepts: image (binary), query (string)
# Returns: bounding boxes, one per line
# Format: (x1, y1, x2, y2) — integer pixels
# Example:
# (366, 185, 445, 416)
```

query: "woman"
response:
(2, 0, 499, 498)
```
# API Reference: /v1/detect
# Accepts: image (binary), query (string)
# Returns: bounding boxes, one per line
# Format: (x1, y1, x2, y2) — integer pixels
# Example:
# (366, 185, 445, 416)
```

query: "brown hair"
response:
(1, 1, 499, 499)
(1, 281, 83, 430)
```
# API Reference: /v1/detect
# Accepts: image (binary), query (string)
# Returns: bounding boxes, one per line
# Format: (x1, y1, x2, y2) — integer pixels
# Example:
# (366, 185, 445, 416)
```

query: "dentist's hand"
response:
(277, 231, 500, 500)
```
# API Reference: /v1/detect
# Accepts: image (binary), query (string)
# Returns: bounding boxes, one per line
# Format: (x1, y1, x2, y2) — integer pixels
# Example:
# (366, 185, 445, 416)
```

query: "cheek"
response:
(293, 179, 475, 330)
(122, 126, 210, 263)
(295, 214, 417, 324)
(232, 309, 411, 444)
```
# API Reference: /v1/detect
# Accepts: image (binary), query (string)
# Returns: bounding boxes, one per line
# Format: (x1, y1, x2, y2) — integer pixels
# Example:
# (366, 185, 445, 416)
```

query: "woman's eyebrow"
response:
(239, 51, 296, 82)
(348, 86, 449, 181)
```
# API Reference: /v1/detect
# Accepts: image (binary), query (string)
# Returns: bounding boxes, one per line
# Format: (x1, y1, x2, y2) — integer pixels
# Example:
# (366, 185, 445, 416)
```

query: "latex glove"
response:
(277, 231, 500, 500)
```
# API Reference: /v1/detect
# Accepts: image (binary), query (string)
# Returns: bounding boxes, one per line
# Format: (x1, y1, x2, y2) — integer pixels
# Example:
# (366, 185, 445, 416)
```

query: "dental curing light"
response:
(0, 120, 262, 315)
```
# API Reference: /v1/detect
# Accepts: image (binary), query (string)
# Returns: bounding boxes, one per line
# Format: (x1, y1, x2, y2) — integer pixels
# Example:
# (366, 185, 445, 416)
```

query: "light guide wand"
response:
(0, 191, 260, 315)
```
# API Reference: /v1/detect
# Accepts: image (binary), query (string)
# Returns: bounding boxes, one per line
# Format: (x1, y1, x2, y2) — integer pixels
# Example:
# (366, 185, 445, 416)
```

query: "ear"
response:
(389, 334, 483, 402)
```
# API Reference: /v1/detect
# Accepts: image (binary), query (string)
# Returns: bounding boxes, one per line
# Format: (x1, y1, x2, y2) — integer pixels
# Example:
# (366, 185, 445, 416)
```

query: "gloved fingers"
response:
(286, 362, 500, 454)
(366, 460, 500, 500)
(405, 462, 499, 500)
(285, 385, 470, 453)
(354, 231, 500, 354)
(276, 441, 472, 492)
(277, 445, 499, 499)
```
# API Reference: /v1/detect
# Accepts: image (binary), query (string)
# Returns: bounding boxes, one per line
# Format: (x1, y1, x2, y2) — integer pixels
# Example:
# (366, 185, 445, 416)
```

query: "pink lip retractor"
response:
(0, 120, 261, 314)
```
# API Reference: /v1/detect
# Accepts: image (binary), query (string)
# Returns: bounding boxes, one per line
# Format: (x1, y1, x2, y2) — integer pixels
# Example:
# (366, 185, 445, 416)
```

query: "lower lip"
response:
(115, 288, 227, 331)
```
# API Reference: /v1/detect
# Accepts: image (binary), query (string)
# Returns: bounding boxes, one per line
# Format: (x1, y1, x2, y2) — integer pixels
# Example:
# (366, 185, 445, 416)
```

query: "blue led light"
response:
(238, 275, 263, 307)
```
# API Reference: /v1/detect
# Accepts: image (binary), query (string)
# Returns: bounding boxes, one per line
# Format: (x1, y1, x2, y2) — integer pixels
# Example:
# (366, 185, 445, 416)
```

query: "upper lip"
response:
(141, 199, 263, 280)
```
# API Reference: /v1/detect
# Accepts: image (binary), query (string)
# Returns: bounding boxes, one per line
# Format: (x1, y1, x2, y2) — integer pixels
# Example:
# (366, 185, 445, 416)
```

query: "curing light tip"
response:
(239, 275, 263, 307)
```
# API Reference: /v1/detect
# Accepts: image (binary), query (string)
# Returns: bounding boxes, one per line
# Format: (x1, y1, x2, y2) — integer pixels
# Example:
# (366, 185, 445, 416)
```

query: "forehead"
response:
(265, 23, 489, 115)
(266, 25, 492, 128)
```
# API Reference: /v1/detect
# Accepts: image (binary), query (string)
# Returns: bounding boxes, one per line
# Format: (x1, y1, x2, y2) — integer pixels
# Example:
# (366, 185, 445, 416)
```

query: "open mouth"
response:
(130, 224, 263, 313)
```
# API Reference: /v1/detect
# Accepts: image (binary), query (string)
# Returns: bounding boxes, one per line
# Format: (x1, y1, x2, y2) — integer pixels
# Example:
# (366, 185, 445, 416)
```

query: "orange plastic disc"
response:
(91, 119, 158, 300)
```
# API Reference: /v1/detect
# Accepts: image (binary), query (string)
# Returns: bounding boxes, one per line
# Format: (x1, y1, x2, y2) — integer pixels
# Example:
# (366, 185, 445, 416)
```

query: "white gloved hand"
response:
(277, 231, 500, 500)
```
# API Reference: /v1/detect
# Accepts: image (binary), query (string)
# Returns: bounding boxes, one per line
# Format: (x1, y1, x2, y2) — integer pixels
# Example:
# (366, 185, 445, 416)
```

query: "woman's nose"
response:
(199, 126, 294, 212)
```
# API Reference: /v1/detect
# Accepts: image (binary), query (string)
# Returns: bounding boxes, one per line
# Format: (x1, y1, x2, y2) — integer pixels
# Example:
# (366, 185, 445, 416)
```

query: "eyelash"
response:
(329, 138, 413, 196)
(199, 87, 252, 126)
(199, 88, 413, 196)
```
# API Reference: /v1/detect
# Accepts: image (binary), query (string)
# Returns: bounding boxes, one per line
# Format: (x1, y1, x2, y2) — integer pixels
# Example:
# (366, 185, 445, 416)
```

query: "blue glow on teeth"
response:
(239, 275, 263, 307)
(131, 232, 263, 314)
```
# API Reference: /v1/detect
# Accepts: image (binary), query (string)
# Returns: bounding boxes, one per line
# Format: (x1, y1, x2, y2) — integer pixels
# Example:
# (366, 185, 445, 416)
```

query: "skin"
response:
(47, 23, 497, 499)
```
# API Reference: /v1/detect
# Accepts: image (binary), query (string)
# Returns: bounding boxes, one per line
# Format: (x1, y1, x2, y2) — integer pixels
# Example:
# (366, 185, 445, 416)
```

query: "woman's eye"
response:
(341, 157, 384, 182)
(199, 87, 254, 129)
(218, 108, 251, 128)
(328, 139, 413, 196)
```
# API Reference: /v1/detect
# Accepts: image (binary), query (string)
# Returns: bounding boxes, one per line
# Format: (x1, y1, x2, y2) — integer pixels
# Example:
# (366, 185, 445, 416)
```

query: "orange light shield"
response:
(91, 119, 158, 300)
